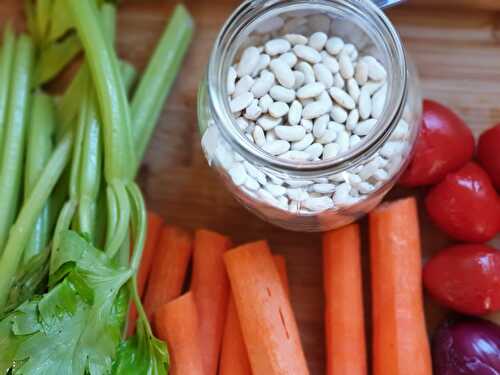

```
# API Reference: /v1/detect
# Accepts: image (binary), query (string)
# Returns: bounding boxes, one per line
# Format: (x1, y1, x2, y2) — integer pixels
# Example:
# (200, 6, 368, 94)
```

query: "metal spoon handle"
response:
(373, 0, 405, 9)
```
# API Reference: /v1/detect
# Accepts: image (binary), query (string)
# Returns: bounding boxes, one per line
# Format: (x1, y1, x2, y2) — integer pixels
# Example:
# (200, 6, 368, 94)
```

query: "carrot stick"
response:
(323, 223, 367, 375)
(224, 241, 309, 375)
(369, 198, 432, 375)
(219, 255, 290, 375)
(273, 255, 290, 297)
(191, 229, 232, 375)
(144, 225, 193, 322)
(154, 292, 205, 375)
(127, 211, 164, 335)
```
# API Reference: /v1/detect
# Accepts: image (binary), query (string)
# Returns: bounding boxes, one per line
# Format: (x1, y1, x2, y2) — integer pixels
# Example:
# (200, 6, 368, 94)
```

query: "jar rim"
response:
(207, 0, 408, 177)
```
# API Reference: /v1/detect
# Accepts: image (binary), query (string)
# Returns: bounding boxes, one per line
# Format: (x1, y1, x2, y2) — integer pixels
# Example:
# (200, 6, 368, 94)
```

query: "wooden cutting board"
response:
(2, 1, 499, 374)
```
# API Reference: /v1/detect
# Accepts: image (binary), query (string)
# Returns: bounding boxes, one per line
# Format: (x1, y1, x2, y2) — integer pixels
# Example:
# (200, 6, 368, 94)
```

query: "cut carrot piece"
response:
(155, 292, 205, 375)
(219, 255, 290, 375)
(144, 225, 193, 323)
(369, 198, 432, 375)
(127, 211, 164, 336)
(224, 241, 309, 375)
(191, 229, 232, 375)
(323, 223, 367, 375)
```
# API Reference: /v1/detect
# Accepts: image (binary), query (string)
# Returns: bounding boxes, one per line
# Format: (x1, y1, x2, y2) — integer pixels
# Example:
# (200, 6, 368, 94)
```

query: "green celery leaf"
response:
(0, 231, 132, 375)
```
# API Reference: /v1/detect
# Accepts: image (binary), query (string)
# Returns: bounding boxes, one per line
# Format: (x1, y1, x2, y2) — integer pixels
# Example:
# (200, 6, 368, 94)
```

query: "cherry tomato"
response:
(423, 244, 500, 316)
(477, 124, 500, 190)
(425, 162, 500, 243)
(399, 99, 474, 187)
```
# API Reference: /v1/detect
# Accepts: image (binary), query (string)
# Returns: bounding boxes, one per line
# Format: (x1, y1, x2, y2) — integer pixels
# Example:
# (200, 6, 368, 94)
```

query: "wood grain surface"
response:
(2, 1, 500, 374)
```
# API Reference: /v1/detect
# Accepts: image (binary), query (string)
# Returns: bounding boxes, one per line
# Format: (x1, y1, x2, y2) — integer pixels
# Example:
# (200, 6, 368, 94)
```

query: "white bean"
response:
(258, 94, 273, 113)
(329, 87, 355, 110)
(323, 142, 339, 159)
(330, 104, 348, 123)
(313, 63, 334, 88)
(320, 51, 340, 74)
(285, 33, 308, 45)
(293, 71, 305, 89)
(266, 129, 277, 143)
(302, 101, 330, 119)
(313, 114, 329, 138)
(308, 32, 328, 51)
(328, 121, 345, 133)
(269, 85, 295, 102)
(287, 179, 314, 188)
(252, 125, 266, 146)
(300, 118, 313, 132)
(371, 83, 387, 119)
(265, 38, 291, 56)
(236, 117, 249, 131)
(280, 52, 298, 67)
(392, 119, 409, 140)
(269, 59, 295, 89)
(304, 143, 324, 159)
(292, 133, 314, 150)
(228, 164, 247, 186)
(337, 130, 350, 153)
(358, 88, 372, 120)
(244, 100, 262, 120)
(244, 176, 260, 191)
(302, 196, 333, 211)
(279, 150, 311, 161)
(288, 100, 303, 126)
(354, 118, 377, 136)
(265, 183, 287, 197)
(339, 53, 354, 79)
(363, 81, 384, 95)
(358, 182, 374, 194)
(275, 125, 306, 142)
(359, 159, 379, 179)
(253, 54, 271, 76)
(346, 109, 359, 130)
(244, 161, 267, 185)
(350, 134, 361, 147)
(373, 168, 389, 181)
(317, 128, 337, 144)
(318, 91, 333, 107)
(257, 189, 280, 207)
(237, 47, 260, 77)
(227, 66, 237, 95)
(313, 183, 336, 193)
(293, 45, 322, 64)
(297, 82, 325, 99)
(354, 61, 368, 85)
(257, 114, 282, 130)
(325, 37, 344, 55)
(296, 61, 316, 85)
(287, 188, 309, 202)
(251, 70, 275, 98)
(262, 140, 290, 155)
(346, 78, 360, 102)
(269, 101, 289, 118)
(230, 92, 254, 112)
(234, 75, 255, 96)
(363, 56, 387, 81)
(342, 43, 358, 61)
(333, 73, 345, 88)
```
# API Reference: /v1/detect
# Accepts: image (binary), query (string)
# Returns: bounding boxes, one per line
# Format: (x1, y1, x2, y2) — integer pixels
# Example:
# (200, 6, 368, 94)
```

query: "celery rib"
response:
(0, 25, 16, 162)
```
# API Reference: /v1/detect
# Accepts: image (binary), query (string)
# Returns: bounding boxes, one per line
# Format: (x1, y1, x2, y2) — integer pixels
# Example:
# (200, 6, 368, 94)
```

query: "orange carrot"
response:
(154, 292, 205, 375)
(219, 255, 290, 375)
(273, 255, 290, 297)
(127, 211, 164, 336)
(191, 229, 232, 375)
(144, 225, 193, 323)
(323, 223, 367, 375)
(224, 241, 309, 375)
(369, 198, 432, 375)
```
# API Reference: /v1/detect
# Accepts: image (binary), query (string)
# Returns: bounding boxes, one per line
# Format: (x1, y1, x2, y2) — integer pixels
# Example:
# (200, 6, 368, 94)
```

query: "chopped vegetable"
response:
(432, 318, 500, 375)
(477, 123, 500, 190)
(323, 224, 367, 375)
(191, 229, 232, 375)
(425, 162, 500, 243)
(154, 292, 205, 375)
(219, 255, 290, 375)
(423, 244, 500, 315)
(369, 198, 432, 375)
(399, 99, 474, 187)
(224, 241, 309, 375)
(0, 24, 15, 157)
(143, 226, 192, 322)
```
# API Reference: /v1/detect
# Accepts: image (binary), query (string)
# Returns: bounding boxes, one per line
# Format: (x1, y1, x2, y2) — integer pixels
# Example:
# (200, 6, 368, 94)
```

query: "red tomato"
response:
(399, 99, 474, 187)
(425, 162, 500, 243)
(477, 124, 500, 190)
(423, 244, 500, 315)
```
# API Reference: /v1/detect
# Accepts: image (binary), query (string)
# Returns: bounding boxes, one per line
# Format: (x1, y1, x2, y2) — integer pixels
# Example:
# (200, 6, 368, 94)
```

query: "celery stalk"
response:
(0, 132, 73, 309)
(22, 93, 56, 264)
(0, 25, 16, 160)
(131, 4, 194, 170)
(66, 0, 134, 181)
(0, 35, 34, 253)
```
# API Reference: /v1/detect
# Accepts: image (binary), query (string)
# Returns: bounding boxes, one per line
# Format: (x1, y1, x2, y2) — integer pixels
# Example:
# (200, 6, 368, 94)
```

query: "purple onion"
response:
(433, 318, 500, 375)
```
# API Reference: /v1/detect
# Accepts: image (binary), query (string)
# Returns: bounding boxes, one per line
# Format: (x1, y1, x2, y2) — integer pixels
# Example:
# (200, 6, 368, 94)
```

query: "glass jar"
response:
(198, 0, 422, 232)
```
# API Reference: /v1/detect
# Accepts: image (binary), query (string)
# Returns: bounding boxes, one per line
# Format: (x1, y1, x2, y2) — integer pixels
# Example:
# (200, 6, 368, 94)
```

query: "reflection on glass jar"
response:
(198, 0, 422, 232)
